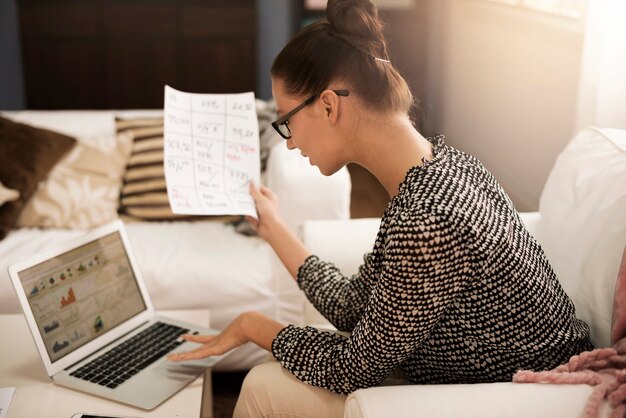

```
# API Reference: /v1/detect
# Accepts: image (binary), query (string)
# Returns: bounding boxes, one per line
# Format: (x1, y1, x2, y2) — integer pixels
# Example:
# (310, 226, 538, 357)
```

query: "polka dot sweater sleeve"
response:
(295, 252, 379, 332)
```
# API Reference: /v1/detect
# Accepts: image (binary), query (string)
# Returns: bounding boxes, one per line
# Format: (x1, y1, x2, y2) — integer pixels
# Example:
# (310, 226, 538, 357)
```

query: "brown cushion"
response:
(0, 116, 76, 239)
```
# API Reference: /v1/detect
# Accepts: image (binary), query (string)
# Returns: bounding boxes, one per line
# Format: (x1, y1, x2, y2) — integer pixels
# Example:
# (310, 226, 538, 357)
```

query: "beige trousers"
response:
(232, 361, 347, 418)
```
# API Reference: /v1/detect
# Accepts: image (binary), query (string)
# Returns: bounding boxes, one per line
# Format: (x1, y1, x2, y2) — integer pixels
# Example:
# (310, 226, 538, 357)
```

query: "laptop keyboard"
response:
(69, 322, 196, 389)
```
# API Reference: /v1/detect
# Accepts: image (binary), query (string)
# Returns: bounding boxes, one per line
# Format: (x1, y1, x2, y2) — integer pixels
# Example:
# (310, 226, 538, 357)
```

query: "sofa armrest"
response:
(300, 218, 381, 326)
(265, 142, 351, 231)
(301, 218, 381, 274)
(344, 383, 611, 418)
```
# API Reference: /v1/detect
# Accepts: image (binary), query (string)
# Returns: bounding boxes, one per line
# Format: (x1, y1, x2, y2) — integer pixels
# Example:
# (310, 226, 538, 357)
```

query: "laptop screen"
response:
(17, 231, 147, 362)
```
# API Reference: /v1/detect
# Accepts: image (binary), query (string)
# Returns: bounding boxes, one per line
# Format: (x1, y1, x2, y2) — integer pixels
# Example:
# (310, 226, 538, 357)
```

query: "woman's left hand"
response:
(168, 314, 250, 362)
(167, 311, 285, 362)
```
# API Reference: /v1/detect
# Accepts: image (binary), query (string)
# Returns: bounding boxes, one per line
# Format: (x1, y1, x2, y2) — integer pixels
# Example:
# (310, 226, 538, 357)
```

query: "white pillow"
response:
(0, 110, 162, 151)
(539, 127, 626, 347)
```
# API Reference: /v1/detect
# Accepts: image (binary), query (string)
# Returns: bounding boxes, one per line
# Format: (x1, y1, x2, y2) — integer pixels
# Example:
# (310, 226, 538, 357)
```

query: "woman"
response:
(169, 0, 593, 416)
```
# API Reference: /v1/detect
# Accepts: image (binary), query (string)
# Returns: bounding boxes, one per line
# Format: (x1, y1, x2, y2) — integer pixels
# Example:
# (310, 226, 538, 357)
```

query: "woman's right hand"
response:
(246, 182, 283, 241)
(247, 181, 312, 279)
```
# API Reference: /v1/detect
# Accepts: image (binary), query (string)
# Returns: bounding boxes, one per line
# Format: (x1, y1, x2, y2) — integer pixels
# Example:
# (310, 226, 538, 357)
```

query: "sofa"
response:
(300, 127, 626, 417)
(0, 109, 352, 372)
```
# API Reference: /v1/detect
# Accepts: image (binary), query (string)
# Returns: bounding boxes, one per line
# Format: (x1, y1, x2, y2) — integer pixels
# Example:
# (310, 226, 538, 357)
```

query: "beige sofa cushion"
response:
(17, 137, 132, 229)
(0, 181, 19, 206)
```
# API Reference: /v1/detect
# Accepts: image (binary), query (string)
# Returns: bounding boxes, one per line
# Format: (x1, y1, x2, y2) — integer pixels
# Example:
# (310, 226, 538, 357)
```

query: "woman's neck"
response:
(350, 113, 432, 199)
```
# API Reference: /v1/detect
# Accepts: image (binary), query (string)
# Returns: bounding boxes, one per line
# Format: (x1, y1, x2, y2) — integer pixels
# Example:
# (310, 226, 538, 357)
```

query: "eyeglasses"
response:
(271, 89, 349, 139)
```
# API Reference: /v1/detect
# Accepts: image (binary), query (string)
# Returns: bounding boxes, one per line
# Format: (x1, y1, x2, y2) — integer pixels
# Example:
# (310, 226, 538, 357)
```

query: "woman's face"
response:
(271, 78, 347, 176)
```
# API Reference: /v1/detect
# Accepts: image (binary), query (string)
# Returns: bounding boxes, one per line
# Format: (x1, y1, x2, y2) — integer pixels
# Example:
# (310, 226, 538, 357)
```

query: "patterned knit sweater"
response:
(271, 135, 592, 394)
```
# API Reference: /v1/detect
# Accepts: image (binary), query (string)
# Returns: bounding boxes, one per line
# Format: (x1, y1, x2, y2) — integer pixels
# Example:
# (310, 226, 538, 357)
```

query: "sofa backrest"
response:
(539, 127, 626, 347)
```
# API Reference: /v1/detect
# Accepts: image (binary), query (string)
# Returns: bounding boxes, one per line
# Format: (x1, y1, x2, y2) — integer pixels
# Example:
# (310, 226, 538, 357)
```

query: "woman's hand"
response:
(246, 182, 283, 240)
(167, 311, 285, 362)
(168, 314, 250, 362)
(246, 181, 312, 280)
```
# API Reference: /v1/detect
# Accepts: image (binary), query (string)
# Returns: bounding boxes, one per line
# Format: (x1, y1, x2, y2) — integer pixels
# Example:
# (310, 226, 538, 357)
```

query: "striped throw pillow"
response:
(116, 117, 238, 222)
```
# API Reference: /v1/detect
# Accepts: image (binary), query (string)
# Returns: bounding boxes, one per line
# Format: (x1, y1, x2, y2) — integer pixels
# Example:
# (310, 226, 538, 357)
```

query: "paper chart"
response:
(163, 85, 261, 218)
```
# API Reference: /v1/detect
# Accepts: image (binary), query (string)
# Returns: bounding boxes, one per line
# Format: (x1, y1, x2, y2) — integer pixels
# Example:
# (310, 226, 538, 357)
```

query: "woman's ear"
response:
(319, 90, 340, 125)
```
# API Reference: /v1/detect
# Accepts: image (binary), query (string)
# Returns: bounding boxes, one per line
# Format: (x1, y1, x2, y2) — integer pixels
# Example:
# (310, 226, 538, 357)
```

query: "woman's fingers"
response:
(260, 185, 277, 200)
(168, 345, 214, 362)
(250, 181, 277, 202)
(249, 182, 259, 199)
(166, 334, 218, 362)
(167, 335, 220, 361)
(181, 333, 216, 343)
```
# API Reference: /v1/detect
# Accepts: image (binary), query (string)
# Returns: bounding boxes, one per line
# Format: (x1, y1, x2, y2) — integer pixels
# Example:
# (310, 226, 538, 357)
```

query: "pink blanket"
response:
(513, 338, 626, 418)
(513, 246, 626, 418)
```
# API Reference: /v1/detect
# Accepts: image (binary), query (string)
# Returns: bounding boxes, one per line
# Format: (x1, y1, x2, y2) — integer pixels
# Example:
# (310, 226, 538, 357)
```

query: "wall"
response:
(3, 1, 283, 107)
(0, 0, 586, 204)
(0, 0, 25, 109)
(256, 0, 297, 100)
(426, 0, 585, 211)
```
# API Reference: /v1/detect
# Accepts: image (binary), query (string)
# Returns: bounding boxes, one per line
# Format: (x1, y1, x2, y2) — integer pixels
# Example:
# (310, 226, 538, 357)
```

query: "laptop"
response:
(9, 219, 225, 410)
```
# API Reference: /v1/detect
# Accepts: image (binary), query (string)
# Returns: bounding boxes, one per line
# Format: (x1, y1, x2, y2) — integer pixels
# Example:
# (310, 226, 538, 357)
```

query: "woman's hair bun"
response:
(272, 0, 414, 116)
(326, 0, 387, 58)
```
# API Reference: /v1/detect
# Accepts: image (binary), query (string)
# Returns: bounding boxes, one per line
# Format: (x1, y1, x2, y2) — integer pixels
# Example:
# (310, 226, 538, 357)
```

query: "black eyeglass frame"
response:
(271, 89, 349, 139)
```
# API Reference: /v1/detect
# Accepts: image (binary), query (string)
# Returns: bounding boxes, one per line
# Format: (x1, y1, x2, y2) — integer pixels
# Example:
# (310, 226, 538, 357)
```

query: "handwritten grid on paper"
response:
(163, 85, 261, 218)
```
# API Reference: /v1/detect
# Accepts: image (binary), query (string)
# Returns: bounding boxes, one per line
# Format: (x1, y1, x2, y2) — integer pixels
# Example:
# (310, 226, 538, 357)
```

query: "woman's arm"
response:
(247, 183, 310, 279)
(249, 182, 377, 331)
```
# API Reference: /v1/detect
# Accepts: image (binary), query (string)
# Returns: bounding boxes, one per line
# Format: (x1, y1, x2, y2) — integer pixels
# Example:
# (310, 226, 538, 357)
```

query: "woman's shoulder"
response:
(383, 199, 454, 241)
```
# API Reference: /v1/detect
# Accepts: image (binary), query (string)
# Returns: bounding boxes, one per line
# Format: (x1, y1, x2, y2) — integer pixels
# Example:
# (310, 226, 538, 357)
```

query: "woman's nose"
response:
(285, 138, 296, 150)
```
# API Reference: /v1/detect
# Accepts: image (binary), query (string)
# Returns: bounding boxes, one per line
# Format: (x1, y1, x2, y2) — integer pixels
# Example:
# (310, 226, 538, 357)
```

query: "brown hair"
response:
(271, 0, 414, 115)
